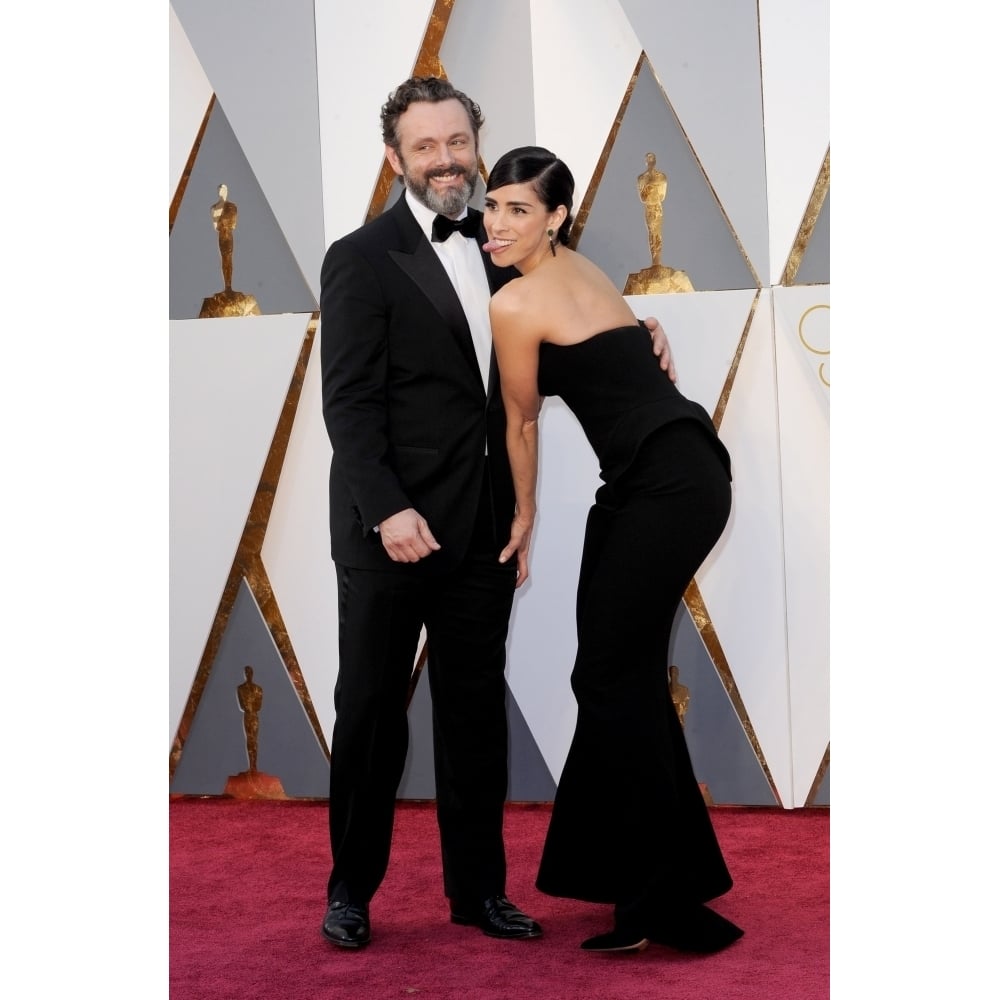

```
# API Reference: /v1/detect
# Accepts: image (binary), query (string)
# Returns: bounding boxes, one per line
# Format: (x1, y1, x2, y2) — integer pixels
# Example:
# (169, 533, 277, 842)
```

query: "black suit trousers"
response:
(327, 473, 517, 907)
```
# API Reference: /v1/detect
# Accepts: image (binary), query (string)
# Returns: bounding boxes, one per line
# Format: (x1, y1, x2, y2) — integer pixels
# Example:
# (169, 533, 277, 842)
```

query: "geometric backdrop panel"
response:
(170, 0, 326, 299)
(773, 285, 830, 805)
(315, 0, 439, 244)
(525, 0, 642, 200)
(698, 293, 795, 804)
(794, 185, 830, 286)
(169, 98, 317, 320)
(259, 335, 339, 744)
(169, 5, 212, 202)
(669, 604, 779, 806)
(169, 579, 329, 798)
(577, 58, 757, 293)
(169, 314, 308, 748)
(758, 0, 831, 282)
(620, 0, 770, 283)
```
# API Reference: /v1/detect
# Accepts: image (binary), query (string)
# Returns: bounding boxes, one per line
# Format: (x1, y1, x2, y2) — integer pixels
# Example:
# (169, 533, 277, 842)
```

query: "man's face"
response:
(385, 98, 479, 217)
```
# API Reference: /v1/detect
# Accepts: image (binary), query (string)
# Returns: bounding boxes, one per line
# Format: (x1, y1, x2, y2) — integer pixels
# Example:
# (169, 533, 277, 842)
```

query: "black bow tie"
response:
(431, 212, 480, 242)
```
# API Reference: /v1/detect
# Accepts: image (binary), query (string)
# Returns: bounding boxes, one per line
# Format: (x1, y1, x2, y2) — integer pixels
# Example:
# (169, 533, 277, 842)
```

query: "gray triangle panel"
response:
(506, 685, 558, 801)
(398, 669, 556, 802)
(794, 186, 830, 285)
(170, 0, 326, 296)
(578, 60, 756, 292)
(170, 579, 330, 797)
(668, 603, 776, 805)
(169, 98, 317, 319)
(813, 760, 830, 806)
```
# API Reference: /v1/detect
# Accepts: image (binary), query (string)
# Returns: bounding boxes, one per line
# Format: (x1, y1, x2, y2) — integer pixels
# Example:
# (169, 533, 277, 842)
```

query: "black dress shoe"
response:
(321, 900, 371, 949)
(644, 903, 743, 954)
(450, 895, 542, 939)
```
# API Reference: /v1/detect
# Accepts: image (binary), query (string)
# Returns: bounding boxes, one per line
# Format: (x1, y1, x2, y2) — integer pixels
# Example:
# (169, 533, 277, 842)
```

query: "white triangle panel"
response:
(697, 294, 793, 804)
(619, 0, 770, 284)
(171, 0, 326, 299)
(528, 0, 642, 198)
(773, 285, 830, 804)
(169, 5, 212, 203)
(169, 314, 307, 748)
(440, 0, 535, 173)
(317, 0, 437, 244)
(759, 0, 830, 282)
(507, 292, 754, 781)
(260, 333, 339, 744)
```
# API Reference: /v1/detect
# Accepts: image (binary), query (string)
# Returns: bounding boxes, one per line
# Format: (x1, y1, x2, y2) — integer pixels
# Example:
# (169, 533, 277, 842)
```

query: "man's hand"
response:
(378, 508, 441, 563)
(643, 315, 677, 382)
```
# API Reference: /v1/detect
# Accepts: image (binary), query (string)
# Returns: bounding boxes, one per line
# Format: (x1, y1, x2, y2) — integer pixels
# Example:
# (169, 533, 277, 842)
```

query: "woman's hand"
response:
(500, 511, 535, 588)
(643, 315, 677, 382)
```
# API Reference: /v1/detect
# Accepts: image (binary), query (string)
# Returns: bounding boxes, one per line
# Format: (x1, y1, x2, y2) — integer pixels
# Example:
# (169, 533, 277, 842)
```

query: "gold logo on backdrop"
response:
(798, 303, 830, 388)
(199, 183, 262, 318)
(624, 152, 695, 294)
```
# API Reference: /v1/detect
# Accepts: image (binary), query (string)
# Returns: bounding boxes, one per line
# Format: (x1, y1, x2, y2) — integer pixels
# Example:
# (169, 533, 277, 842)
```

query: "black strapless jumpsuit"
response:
(534, 323, 735, 909)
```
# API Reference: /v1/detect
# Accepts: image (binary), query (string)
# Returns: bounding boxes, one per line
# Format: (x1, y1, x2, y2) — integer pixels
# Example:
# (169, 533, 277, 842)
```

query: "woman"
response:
(485, 147, 743, 954)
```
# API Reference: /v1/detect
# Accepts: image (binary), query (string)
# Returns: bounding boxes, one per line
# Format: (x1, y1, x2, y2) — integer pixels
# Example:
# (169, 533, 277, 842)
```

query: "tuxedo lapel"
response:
(386, 199, 482, 384)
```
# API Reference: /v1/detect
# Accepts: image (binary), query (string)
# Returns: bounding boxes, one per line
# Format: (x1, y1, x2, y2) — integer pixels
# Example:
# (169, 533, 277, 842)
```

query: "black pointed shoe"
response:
(450, 895, 543, 939)
(644, 903, 744, 954)
(321, 900, 371, 949)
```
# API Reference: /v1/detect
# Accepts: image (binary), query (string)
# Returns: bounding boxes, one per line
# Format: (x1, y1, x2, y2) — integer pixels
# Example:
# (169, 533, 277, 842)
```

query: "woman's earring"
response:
(547, 229, 557, 257)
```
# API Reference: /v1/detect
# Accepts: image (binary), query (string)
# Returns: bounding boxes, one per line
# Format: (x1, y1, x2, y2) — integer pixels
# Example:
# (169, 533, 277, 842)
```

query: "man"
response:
(318, 76, 675, 950)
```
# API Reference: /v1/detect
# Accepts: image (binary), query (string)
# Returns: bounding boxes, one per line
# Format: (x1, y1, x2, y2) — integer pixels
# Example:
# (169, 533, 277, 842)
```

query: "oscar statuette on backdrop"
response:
(199, 183, 263, 318)
(624, 153, 695, 295)
(224, 665, 287, 798)
(670, 664, 713, 805)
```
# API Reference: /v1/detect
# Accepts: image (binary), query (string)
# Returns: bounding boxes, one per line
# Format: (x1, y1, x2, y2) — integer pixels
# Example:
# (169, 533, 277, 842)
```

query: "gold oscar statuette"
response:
(199, 183, 262, 318)
(669, 664, 691, 728)
(624, 153, 695, 295)
(224, 665, 286, 799)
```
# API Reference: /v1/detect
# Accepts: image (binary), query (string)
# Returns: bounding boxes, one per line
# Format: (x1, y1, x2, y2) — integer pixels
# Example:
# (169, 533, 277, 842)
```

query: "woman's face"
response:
(483, 182, 564, 273)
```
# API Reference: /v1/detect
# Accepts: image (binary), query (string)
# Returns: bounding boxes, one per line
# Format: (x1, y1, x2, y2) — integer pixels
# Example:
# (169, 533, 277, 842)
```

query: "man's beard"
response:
(401, 158, 478, 216)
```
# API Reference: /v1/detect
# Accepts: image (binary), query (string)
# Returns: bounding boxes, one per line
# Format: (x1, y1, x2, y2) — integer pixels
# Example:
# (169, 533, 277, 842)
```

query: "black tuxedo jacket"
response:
(319, 196, 519, 576)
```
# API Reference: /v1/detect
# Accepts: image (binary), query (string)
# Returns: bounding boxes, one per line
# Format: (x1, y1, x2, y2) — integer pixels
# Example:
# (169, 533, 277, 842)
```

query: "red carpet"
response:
(170, 800, 828, 999)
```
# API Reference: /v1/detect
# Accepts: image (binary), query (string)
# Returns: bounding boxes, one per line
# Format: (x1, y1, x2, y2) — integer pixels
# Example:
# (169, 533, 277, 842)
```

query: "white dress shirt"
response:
(406, 190, 494, 391)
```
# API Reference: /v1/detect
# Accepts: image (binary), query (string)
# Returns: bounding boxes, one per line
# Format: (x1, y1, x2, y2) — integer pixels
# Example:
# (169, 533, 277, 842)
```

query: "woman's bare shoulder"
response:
(489, 281, 539, 337)
(490, 276, 529, 313)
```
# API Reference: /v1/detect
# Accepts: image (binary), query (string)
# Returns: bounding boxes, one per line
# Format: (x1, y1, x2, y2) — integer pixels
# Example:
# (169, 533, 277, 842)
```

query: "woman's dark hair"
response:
(486, 146, 575, 246)
(380, 76, 484, 152)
